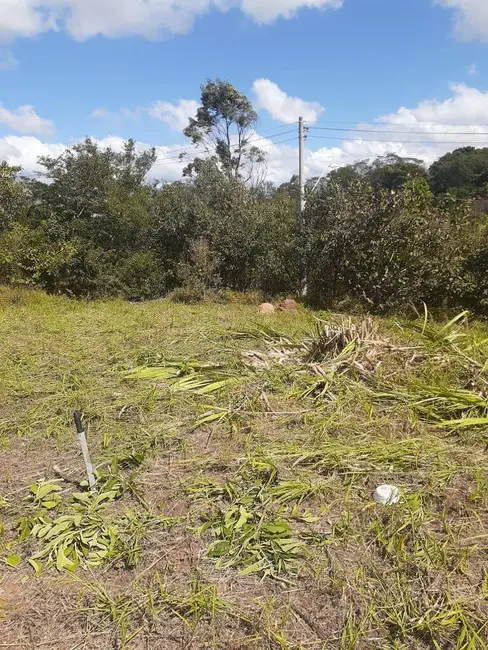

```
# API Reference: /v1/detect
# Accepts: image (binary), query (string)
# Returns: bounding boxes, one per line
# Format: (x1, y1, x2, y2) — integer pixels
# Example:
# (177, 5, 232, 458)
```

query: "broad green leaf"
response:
(33, 483, 62, 500)
(207, 541, 230, 558)
(72, 492, 91, 504)
(262, 522, 291, 536)
(28, 558, 42, 577)
(36, 524, 53, 539)
(239, 560, 265, 576)
(56, 546, 76, 572)
(235, 506, 252, 531)
(5, 554, 21, 568)
(43, 520, 72, 539)
(196, 410, 227, 426)
(436, 417, 488, 429)
(41, 500, 59, 510)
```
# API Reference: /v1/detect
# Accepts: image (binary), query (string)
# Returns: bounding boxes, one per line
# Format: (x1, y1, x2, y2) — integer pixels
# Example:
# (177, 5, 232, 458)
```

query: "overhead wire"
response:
(152, 129, 298, 166)
(307, 125, 488, 136)
(306, 134, 488, 145)
(308, 119, 488, 128)
(150, 117, 488, 169)
(153, 123, 296, 163)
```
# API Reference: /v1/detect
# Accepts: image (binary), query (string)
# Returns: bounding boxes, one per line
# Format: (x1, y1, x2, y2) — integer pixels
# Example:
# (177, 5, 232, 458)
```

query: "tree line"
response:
(1, 79, 488, 313)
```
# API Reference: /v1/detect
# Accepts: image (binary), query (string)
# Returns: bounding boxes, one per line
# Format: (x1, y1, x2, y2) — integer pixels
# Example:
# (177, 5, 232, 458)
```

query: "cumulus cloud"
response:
(90, 100, 196, 130)
(0, 135, 65, 171)
(436, 0, 488, 41)
(147, 99, 199, 131)
(239, 0, 342, 24)
(0, 102, 54, 135)
(253, 79, 324, 124)
(0, 135, 192, 181)
(0, 1, 485, 43)
(0, 0, 343, 41)
(291, 82, 488, 183)
(0, 48, 17, 70)
(370, 83, 488, 142)
(249, 82, 488, 182)
(4, 84, 488, 186)
(90, 108, 114, 119)
(91, 106, 143, 121)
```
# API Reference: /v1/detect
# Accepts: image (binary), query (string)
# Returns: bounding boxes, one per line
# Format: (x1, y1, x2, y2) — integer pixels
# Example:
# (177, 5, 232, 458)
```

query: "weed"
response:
(1, 293, 488, 649)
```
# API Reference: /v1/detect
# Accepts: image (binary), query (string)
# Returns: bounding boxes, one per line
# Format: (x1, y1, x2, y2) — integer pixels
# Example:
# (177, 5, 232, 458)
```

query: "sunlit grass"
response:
(0, 286, 487, 649)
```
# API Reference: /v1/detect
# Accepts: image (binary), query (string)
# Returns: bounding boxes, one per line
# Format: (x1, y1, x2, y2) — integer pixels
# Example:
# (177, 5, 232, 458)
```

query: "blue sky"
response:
(1, 0, 488, 182)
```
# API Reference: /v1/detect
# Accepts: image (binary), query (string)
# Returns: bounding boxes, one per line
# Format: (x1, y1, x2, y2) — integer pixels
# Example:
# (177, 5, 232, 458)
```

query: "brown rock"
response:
(258, 302, 275, 315)
(279, 299, 299, 312)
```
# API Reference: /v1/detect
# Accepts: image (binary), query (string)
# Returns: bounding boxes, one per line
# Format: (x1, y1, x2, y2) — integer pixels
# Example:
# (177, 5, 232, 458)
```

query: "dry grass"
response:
(0, 286, 487, 649)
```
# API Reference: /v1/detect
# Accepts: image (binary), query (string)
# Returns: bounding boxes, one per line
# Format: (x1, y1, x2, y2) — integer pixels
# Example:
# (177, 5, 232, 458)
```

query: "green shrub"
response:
(306, 179, 478, 313)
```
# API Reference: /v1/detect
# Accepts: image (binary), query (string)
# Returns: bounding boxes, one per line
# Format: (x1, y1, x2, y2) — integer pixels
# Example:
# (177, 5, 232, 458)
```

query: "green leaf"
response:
(239, 560, 265, 576)
(27, 558, 42, 577)
(41, 500, 59, 510)
(72, 492, 92, 505)
(262, 521, 291, 536)
(5, 554, 21, 568)
(206, 541, 230, 558)
(235, 506, 251, 531)
(33, 483, 62, 500)
(196, 410, 227, 426)
(56, 546, 77, 572)
(435, 417, 488, 429)
(43, 519, 72, 539)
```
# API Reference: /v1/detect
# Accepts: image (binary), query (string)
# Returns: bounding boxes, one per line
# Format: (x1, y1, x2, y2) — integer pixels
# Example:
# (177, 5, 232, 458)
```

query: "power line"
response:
(252, 122, 298, 134)
(244, 129, 297, 147)
(153, 129, 297, 166)
(152, 136, 298, 168)
(252, 135, 298, 148)
(153, 148, 207, 165)
(306, 134, 488, 145)
(308, 125, 488, 137)
(308, 119, 488, 128)
(153, 125, 296, 162)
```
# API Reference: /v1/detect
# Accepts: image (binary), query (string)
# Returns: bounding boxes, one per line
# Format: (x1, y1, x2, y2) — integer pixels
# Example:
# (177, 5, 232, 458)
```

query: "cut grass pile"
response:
(0, 286, 487, 649)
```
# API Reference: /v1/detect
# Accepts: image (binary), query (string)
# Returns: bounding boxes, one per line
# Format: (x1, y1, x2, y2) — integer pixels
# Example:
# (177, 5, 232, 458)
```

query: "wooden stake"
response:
(73, 410, 97, 493)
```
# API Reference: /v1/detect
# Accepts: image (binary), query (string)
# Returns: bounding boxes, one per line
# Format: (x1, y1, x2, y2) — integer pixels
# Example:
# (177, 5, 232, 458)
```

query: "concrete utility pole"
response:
(298, 116, 307, 296)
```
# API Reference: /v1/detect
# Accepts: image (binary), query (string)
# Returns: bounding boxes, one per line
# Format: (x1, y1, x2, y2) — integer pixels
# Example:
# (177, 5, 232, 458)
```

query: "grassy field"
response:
(0, 286, 487, 650)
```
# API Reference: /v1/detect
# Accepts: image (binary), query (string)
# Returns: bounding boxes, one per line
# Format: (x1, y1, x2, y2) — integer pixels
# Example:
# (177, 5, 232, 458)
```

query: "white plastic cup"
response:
(373, 484, 400, 505)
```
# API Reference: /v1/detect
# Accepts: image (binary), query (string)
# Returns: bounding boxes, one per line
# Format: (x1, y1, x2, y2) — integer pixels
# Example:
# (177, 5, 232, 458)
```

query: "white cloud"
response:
(0, 48, 17, 70)
(436, 0, 488, 41)
(0, 134, 192, 181)
(371, 83, 488, 141)
(90, 101, 195, 130)
(4, 84, 488, 186)
(0, 102, 54, 135)
(253, 79, 324, 124)
(468, 62, 478, 75)
(0, 0, 343, 41)
(147, 99, 199, 131)
(91, 107, 114, 119)
(0, 135, 65, 171)
(249, 82, 488, 183)
(239, 0, 342, 24)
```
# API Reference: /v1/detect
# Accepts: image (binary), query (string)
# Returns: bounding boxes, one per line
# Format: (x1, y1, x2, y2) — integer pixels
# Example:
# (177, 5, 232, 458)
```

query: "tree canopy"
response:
(429, 147, 488, 198)
(1, 77, 488, 313)
(183, 78, 266, 182)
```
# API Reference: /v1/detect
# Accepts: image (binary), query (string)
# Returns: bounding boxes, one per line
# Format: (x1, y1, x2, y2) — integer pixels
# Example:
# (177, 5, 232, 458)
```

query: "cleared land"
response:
(0, 287, 487, 650)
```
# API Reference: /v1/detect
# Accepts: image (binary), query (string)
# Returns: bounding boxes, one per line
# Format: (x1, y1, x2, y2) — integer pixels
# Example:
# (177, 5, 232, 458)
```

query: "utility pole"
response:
(298, 116, 307, 296)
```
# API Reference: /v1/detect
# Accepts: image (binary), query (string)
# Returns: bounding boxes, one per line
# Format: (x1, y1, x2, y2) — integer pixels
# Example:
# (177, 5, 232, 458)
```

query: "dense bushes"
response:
(306, 179, 481, 312)
(1, 139, 488, 314)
